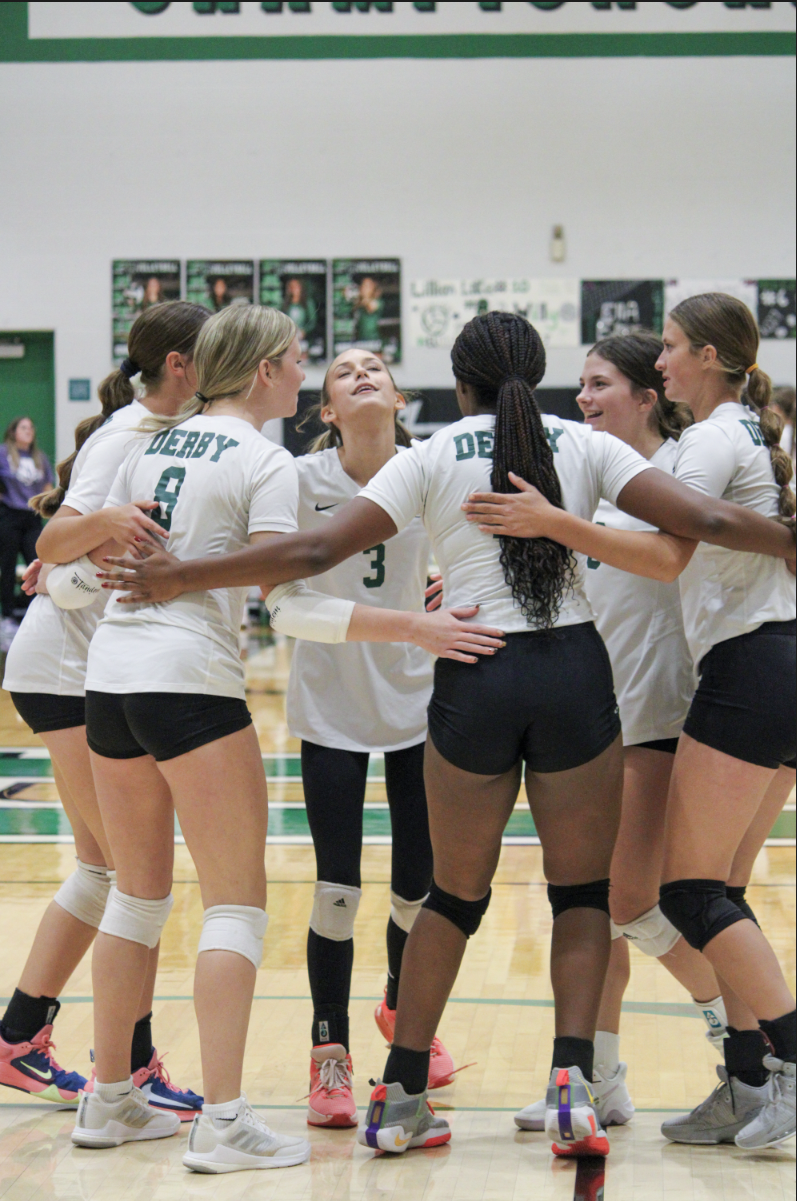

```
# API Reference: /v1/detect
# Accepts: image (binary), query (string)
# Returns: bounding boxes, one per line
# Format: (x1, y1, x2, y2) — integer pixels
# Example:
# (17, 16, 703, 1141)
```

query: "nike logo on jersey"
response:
(19, 1061, 53, 1082)
(315, 503, 337, 512)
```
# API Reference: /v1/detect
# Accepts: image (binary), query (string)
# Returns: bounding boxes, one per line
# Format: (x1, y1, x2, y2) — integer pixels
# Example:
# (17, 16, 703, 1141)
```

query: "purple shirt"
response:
(0, 445, 54, 511)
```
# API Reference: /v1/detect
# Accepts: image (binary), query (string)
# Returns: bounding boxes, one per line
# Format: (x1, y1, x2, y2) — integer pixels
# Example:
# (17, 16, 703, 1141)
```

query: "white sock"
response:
(694, 995, 728, 1035)
(593, 1031, 620, 1075)
(204, 1095, 244, 1124)
(94, 1077, 133, 1103)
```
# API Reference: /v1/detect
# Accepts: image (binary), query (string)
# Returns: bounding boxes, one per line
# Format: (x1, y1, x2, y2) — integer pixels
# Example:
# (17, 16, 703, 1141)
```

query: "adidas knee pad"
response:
(659, 879, 746, 952)
(389, 890, 427, 935)
(53, 859, 111, 929)
(309, 881, 361, 942)
(98, 886, 173, 949)
(548, 879, 610, 920)
(726, 885, 760, 928)
(198, 905, 269, 970)
(422, 879, 491, 938)
(609, 903, 680, 958)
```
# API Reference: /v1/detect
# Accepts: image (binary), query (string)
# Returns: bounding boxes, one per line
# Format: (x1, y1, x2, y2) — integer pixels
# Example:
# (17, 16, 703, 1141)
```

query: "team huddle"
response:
(0, 294, 794, 1174)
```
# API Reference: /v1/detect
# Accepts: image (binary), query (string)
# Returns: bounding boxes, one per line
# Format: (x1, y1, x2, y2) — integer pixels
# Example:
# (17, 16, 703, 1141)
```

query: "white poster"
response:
(409, 277, 579, 352)
(665, 279, 759, 320)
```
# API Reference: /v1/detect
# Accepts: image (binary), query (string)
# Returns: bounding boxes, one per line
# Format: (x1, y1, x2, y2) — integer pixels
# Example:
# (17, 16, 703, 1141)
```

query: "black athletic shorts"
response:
(427, 620, 621, 776)
(632, 737, 680, 755)
(85, 691, 252, 762)
(683, 620, 796, 770)
(11, 692, 86, 734)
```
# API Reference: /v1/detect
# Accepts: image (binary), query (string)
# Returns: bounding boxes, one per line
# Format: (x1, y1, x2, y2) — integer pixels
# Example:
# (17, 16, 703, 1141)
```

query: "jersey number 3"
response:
(151, 466, 186, 532)
(363, 544, 385, 589)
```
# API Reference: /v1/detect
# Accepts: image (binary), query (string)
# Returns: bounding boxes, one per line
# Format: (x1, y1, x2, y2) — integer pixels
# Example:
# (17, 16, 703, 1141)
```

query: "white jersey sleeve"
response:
(63, 400, 150, 515)
(358, 444, 426, 534)
(589, 430, 656, 506)
(671, 421, 736, 499)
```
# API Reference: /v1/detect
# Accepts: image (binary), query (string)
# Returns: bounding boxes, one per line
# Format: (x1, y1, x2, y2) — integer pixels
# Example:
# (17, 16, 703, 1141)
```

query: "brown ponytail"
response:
(669, 292, 794, 518)
(31, 301, 209, 517)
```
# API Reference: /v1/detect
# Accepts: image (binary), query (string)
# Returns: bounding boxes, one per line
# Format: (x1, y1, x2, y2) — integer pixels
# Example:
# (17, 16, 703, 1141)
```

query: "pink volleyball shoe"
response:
(85, 1048, 202, 1122)
(0, 1024, 86, 1104)
(374, 990, 457, 1091)
(307, 1044, 357, 1128)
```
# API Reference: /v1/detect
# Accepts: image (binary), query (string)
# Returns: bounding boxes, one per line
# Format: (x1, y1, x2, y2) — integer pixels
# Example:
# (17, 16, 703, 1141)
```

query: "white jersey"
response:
(586, 440, 694, 746)
(3, 400, 150, 697)
(286, 446, 433, 753)
(85, 414, 298, 699)
(674, 402, 796, 667)
(359, 413, 653, 635)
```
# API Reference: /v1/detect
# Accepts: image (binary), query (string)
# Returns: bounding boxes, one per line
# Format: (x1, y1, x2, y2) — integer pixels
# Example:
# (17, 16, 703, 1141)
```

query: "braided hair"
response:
(451, 311, 573, 629)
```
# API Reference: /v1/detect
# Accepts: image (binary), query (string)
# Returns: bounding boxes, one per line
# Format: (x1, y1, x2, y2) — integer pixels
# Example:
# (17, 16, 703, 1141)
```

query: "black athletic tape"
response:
(422, 879, 491, 938)
(547, 879, 610, 920)
(659, 879, 747, 952)
(725, 885, 760, 928)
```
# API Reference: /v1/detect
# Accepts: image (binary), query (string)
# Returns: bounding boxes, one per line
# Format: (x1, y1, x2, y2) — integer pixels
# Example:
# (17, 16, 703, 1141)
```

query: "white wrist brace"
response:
(46, 555, 103, 609)
(266, 581, 354, 644)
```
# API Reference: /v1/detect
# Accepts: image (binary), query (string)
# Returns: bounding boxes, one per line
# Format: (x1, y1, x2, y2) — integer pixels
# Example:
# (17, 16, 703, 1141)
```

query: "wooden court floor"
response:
(0, 636, 794, 1199)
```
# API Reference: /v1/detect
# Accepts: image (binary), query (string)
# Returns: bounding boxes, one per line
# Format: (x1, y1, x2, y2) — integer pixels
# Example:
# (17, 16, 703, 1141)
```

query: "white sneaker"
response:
(0, 617, 19, 653)
(515, 1062, 634, 1131)
(71, 1085, 180, 1147)
(183, 1095, 311, 1173)
(735, 1056, 796, 1150)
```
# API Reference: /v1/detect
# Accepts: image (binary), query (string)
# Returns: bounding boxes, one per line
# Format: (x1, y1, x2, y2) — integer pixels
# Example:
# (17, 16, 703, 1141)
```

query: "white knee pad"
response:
(98, 886, 173, 949)
(198, 905, 269, 970)
(53, 859, 112, 929)
(610, 903, 680, 958)
(309, 881, 361, 942)
(389, 890, 427, 935)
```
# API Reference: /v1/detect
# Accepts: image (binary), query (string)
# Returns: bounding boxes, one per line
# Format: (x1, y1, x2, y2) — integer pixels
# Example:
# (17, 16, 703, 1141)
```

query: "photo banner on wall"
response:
(581, 280, 665, 344)
(186, 261, 254, 312)
(409, 278, 579, 352)
(260, 260, 328, 363)
(664, 278, 758, 321)
(757, 281, 796, 340)
(333, 259, 401, 364)
(112, 260, 180, 359)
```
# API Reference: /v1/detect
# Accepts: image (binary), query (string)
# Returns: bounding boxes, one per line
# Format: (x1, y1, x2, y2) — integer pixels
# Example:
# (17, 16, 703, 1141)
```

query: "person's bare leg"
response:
(728, 765, 795, 888)
(158, 725, 268, 1105)
(596, 937, 630, 1036)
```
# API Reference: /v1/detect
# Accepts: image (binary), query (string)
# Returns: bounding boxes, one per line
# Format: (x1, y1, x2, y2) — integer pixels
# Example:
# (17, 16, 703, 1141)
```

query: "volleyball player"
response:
(463, 297, 796, 1150)
(73, 306, 502, 1171)
(0, 302, 207, 1118)
(289, 349, 454, 1129)
(96, 310, 793, 1159)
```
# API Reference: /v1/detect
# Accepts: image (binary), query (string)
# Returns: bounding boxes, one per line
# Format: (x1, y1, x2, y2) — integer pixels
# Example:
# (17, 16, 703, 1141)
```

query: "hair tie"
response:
(501, 374, 529, 386)
(196, 391, 210, 404)
(119, 358, 140, 380)
(746, 363, 759, 374)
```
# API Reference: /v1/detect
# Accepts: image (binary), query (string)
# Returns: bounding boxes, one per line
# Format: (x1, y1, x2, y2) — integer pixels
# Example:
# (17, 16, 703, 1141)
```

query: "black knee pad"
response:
(659, 879, 746, 952)
(725, 884, 760, 928)
(422, 879, 491, 938)
(547, 879, 610, 920)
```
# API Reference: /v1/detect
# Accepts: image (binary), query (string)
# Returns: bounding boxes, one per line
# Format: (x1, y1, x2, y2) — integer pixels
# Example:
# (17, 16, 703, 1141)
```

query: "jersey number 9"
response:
(152, 466, 186, 533)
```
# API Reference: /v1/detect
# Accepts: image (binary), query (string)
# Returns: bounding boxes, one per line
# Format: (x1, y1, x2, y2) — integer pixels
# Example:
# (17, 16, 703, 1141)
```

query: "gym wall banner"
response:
(112, 259, 180, 359)
(333, 260, 401, 364)
(260, 260, 329, 363)
(4, 3, 794, 62)
(409, 278, 579, 351)
(186, 260, 255, 311)
(581, 280, 665, 341)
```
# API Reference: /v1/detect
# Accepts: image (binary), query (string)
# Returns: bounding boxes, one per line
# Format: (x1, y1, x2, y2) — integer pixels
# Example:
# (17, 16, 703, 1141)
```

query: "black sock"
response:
(131, 1012, 154, 1073)
(0, 989, 60, 1044)
(385, 917, 408, 1011)
(384, 1043, 430, 1096)
(759, 1010, 797, 1064)
(307, 928, 353, 1050)
(723, 1026, 769, 1088)
(552, 1036, 594, 1083)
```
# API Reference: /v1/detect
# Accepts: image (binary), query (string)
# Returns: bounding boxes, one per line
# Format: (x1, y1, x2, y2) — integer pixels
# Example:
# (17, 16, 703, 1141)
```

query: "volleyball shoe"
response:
(71, 1085, 180, 1147)
(0, 1024, 86, 1104)
(307, 1044, 357, 1128)
(544, 1066, 610, 1158)
(734, 1057, 796, 1149)
(515, 1060, 634, 1131)
(661, 1065, 768, 1144)
(374, 991, 456, 1089)
(183, 1096, 311, 1173)
(357, 1079, 450, 1153)
(85, 1047, 203, 1121)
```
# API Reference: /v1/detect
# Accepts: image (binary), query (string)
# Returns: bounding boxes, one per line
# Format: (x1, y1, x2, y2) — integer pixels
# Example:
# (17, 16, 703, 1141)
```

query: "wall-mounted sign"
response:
(757, 280, 796, 340)
(581, 280, 664, 344)
(112, 260, 180, 359)
(186, 260, 254, 312)
(664, 278, 758, 321)
(68, 379, 92, 401)
(410, 277, 579, 351)
(333, 259, 401, 364)
(260, 260, 328, 363)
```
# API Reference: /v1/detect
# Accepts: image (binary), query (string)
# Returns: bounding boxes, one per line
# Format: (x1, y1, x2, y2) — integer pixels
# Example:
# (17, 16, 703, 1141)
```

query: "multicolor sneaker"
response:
(357, 1079, 450, 1154)
(374, 991, 456, 1090)
(661, 1065, 768, 1145)
(71, 1085, 180, 1147)
(307, 1044, 357, 1128)
(734, 1056, 796, 1150)
(515, 1061, 634, 1132)
(544, 1066, 610, 1158)
(183, 1095, 311, 1173)
(0, 1024, 86, 1104)
(85, 1048, 203, 1122)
